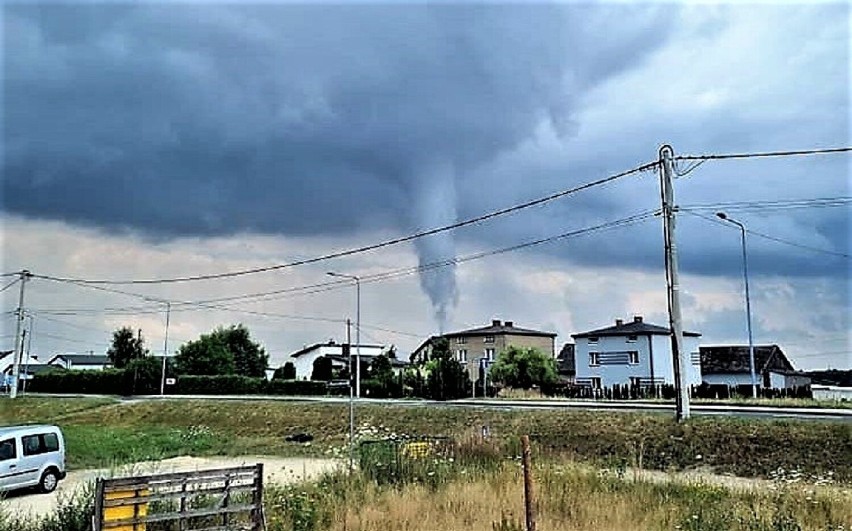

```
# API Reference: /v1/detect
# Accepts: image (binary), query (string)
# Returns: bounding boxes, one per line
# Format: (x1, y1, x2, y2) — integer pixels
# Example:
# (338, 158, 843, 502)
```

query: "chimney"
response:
(634, 316, 643, 323)
(615, 319, 624, 326)
(492, 319, 501, 327)
(505, 321, 513, 328)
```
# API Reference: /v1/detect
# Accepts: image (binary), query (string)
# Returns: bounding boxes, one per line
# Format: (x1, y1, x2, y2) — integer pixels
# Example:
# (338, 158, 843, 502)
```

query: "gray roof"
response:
(445, 321, 556, 338)
(557, 343, 575, 377)
(49, 353, 111, 365)
(700, 345, 795, 375)
(572, 318, 700, 339)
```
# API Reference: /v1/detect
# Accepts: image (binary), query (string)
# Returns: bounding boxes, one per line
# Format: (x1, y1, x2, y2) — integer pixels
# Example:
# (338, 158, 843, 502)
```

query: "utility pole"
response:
(23, 315, 34, 395)
(9, 270, 30, 399)
(346, 318, 355, 473)
(160, 301, 171, 395)
(659, 146, 691, 421)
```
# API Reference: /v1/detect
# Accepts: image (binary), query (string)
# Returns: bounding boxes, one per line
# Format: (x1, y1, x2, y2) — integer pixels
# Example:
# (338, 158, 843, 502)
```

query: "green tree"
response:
(173, 324, 267, 377)
(369, 354, 395, 385)
(489, 346, 557, 390)
(311, 356, 333, 381)
(425, 337, 471, 400)
(215, 324, 268, 377)
(174, 334, 235, 376)
(274, 362, 297, 380)
(107, 327, 149, 369)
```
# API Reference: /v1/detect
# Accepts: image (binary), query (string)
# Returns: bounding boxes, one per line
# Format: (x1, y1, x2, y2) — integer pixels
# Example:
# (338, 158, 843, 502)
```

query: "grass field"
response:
(1, 396, 850, 481)
(265, 463, 852, 531)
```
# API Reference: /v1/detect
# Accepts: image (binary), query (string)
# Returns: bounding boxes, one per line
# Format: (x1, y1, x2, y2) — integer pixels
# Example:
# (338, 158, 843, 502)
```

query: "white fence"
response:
(812, 385, 852, 402)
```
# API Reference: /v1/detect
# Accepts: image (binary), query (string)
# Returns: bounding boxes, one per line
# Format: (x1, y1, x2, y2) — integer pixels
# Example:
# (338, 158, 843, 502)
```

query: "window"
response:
(0, 439, 15, 461)
(23, 435, 42, 456)
(22, 433, 59, 456)
(589, 352, 600, 366)
(484, 335, 495, 344)
(590, 377, 602, 389)
(457, 349, 468, 363)
(628, 351, 639, 365)
(43, 433, 60, 453)
(485, 348, 496, 361)
(455, 336, 467, 345)
(588, 336, 599, 344)
(627, 335, 638, 343)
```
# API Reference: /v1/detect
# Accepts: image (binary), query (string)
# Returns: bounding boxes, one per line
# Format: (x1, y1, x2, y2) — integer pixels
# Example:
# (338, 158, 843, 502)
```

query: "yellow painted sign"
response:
(401, 441, 431, 459)
(103, 487, 149, 531)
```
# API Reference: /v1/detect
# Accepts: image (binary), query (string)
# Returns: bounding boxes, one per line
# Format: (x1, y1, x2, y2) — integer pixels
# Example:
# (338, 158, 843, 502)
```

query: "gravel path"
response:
(1, 455, 340, 519)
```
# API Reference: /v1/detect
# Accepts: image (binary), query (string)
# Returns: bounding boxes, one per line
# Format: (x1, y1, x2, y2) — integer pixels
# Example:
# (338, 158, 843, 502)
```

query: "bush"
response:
(274, 362, 297, 380)
(266, 379, 328, 396)
(311, 356, 333, 381)
(175, 375, 266, 395)
(28, 369, 127, 395)
(361, 378, 403, 399)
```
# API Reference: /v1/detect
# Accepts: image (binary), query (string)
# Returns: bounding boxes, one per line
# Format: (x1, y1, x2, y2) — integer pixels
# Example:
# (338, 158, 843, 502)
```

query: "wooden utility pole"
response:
(9, 270, 30, 399)
(659, 145, 691, 421)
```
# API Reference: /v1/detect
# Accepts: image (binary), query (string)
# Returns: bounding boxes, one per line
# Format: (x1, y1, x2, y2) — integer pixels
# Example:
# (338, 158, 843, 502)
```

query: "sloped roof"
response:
(49, 353, 111, 365)
(290, 341, 385, 358)
(572, 319, 700, 338)
(557, 343, 575, 377)
(445, 322, 556, 338)
(699, 345, 795, 375)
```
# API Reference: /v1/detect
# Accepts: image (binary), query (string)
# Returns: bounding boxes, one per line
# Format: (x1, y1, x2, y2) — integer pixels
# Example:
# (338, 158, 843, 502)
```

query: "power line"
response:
(32, 161, 660, 285)
(33, 210, 658, 315)
(675, 146, 852, 161)
(686, 211, 850, 259)
(0, 278, 20, 294)
(679, 196, 851, 213)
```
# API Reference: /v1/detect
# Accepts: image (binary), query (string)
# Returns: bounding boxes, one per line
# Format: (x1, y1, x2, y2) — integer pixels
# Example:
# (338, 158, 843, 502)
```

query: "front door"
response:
(0, 437, 22, 490)
(18, 434, 45, 487)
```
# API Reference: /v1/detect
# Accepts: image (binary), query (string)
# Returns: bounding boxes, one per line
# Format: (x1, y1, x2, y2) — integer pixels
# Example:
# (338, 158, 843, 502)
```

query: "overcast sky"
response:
(2, 1, 849, 371)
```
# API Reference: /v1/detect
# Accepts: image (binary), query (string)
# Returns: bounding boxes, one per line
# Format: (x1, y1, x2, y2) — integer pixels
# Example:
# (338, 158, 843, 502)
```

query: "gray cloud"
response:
(2, 3, 849, 298)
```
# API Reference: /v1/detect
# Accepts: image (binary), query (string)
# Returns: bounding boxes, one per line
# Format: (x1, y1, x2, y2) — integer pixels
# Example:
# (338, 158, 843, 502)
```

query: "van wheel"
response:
(39, 469, 59, 493)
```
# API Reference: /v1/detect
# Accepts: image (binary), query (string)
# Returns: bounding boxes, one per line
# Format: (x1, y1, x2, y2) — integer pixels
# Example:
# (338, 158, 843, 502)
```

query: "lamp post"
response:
(327, 272, 361, 398)
(716, 212, 758, 398)
(160, 301, 171, 395)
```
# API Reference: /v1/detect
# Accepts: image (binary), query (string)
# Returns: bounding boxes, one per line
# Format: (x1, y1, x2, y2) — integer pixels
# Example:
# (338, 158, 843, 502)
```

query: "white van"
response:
(0, 425, 66, 493)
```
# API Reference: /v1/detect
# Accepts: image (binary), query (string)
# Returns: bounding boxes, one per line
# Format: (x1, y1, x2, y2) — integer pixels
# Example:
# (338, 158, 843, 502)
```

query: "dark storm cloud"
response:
(2, 2, 849, 290)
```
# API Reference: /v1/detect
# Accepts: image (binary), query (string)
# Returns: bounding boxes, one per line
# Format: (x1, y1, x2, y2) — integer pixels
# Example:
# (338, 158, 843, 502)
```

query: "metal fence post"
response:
(521, 435, 536, 531)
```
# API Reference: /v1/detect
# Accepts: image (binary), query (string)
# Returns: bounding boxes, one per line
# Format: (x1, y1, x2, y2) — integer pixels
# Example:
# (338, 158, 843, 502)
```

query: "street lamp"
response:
(716, 212, 758, 398)
(326, 272, 361, 398)
(160, 301, 171, 396)
(327, 272, 360, 474)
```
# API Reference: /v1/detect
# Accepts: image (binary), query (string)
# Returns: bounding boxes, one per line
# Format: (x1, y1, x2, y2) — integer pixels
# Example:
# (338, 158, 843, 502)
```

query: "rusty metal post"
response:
(521, 435, 536, 531)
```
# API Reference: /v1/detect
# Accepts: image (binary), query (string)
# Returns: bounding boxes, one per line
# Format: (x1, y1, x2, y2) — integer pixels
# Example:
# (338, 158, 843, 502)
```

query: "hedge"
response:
(265, 379, 327, 396)
(28, 369, 128, 395)
(176, 375, 267, 395)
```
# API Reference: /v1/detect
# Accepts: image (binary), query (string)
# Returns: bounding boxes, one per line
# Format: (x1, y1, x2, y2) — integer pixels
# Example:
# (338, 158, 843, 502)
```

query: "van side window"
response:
(0, 439, 15, 461)
(43, 433, 60, 452)
(23, 435, 42, 456)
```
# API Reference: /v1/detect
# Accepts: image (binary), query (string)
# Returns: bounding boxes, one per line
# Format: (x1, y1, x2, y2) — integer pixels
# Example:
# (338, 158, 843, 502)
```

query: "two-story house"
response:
(572, 316, 702, 389)
(411, 319, 556, 378)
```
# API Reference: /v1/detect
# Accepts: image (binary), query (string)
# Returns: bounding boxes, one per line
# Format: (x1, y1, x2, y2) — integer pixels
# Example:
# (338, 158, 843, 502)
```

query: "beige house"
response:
(411, 319, 556, 378)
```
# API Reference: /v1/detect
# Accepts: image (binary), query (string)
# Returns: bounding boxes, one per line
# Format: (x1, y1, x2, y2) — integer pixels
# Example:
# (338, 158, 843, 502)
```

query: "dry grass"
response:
(292, 464, 852, 531)
(5, 397, 852, 481)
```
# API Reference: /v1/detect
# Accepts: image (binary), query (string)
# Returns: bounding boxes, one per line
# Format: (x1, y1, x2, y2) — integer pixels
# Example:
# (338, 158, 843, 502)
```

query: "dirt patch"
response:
(1, 455, 340, 519)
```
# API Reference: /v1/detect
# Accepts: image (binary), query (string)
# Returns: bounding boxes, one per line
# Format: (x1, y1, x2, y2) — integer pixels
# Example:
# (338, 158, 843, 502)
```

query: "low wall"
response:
(812, 384, 852, 402)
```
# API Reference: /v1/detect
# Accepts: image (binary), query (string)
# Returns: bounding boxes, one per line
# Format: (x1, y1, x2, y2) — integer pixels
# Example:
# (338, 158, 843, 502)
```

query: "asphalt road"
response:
(25, 393, 852, 421)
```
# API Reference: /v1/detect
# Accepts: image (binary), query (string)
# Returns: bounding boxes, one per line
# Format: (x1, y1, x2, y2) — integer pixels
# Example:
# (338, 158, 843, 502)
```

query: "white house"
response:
(286, 341, 397, 380)
(572, 316, 702, 389)
(699, 345, 809, 389)
(47, 353, 112, 371)
(1, 350, 49, 387)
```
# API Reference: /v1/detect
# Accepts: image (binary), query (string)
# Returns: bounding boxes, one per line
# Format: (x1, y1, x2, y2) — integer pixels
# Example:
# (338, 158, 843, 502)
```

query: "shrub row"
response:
(29, 370, 330, 396)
